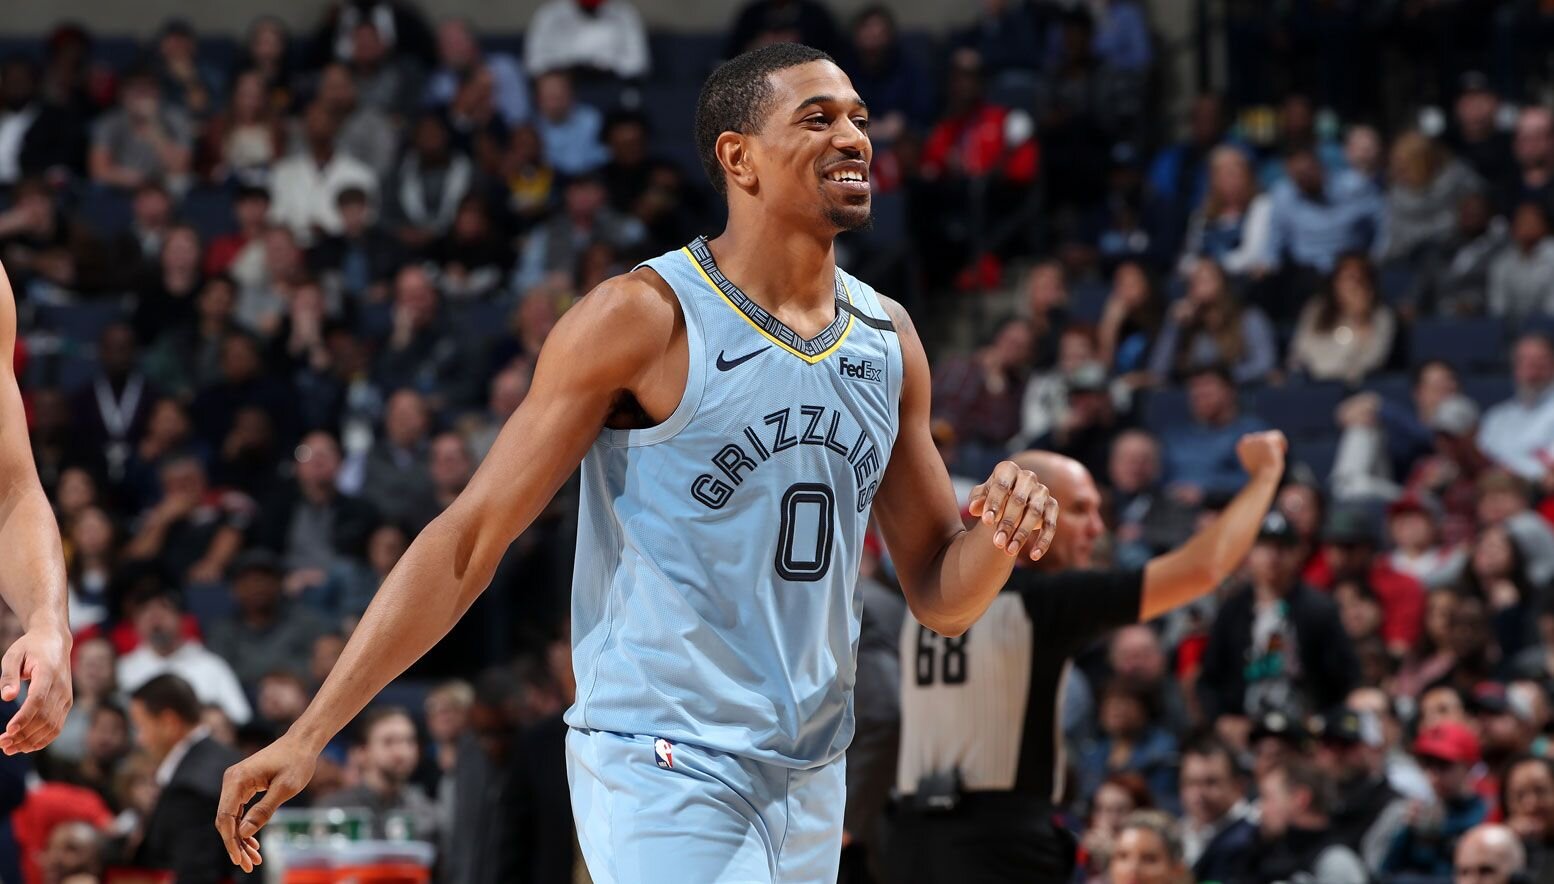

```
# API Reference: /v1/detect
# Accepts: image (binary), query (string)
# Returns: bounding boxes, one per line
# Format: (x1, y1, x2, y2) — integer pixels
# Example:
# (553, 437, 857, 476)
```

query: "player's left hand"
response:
(967, 461, 1058, 561)
(0, 627, 73, 754)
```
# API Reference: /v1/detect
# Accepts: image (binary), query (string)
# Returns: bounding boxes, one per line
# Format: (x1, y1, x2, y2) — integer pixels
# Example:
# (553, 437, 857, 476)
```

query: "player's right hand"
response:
(216, 736, 318, 872)
(1235, 430, 1288, 479)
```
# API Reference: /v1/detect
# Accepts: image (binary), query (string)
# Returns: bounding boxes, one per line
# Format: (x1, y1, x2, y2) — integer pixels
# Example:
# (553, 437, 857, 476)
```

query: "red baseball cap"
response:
(1414, 720, 1481, 766)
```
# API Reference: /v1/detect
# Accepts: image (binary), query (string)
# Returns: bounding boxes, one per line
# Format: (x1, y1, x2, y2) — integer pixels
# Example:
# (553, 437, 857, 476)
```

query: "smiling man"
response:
(218, 44, 1059, 883)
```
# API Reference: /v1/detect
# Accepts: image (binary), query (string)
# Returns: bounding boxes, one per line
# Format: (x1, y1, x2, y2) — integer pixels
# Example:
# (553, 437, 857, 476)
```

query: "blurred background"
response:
(0, 0, 1553, 882)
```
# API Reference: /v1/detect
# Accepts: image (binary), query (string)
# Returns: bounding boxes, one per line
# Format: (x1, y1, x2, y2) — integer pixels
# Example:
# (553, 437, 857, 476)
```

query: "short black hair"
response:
(131, 674, 202, 725)
(123, 570, 182, 613)
(694, 43, 836, 198)
(1182, 734, 1242, 778)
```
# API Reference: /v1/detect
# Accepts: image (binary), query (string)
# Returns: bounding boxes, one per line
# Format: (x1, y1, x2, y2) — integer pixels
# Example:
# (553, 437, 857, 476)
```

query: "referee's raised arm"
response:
(888, 431, 1288, 884)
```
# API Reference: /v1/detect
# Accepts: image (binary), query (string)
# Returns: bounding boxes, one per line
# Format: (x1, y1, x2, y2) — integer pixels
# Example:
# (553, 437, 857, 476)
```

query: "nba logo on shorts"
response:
(654, 738, 674, 769)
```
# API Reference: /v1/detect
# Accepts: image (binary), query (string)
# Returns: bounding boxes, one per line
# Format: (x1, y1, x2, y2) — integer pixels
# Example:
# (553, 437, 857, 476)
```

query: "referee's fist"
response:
(968, 461, 1058, 561)
(1236, 430, 1288, 479)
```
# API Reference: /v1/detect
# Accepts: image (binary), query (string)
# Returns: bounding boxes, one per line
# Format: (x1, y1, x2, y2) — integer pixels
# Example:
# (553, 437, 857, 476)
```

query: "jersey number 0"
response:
(775, 483, 835, 581)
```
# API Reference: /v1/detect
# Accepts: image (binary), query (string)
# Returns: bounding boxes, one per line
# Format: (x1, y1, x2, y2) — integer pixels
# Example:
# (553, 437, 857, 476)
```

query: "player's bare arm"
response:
(1139, 430, 1287, 621)
(215, 269, 685, 871)
(870, 296, 1056, 637)
(0, 261, 72, 755)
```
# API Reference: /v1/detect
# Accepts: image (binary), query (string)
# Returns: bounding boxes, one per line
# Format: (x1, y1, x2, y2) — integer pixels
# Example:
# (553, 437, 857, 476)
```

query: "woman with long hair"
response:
(1098, 259, 1163, 377)
(64, 506, 117, 633)
(1460, 524, 1538, 661)
(1178, 145, 1273, 279)
(238, 16, 298, 110)
(1147, 260, 1277, 384)
(133, 223, 204, 343)
(1396, 589, 1459, 697)
(200, 69, 285, 183)
(1288, 252, 1397, 383)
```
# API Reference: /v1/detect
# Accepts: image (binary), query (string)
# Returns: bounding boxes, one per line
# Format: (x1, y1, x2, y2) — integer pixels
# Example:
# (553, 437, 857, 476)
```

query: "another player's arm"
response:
(0, 262, 71, 754)
(215, 272, 679, 871)
(1139, 431, 1287, 621)
(870, 297, 1056, 637)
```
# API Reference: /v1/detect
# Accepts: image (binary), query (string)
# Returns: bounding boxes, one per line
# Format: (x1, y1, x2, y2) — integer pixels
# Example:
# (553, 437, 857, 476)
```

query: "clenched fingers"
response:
(1005, 483, 1053, 555)
(1028, 497, 1059, 560)
(992, 469, 1047, 551)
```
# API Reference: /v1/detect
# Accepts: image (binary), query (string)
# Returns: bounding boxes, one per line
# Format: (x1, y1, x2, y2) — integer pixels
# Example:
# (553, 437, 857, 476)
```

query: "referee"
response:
(888, 430, 1288, 883)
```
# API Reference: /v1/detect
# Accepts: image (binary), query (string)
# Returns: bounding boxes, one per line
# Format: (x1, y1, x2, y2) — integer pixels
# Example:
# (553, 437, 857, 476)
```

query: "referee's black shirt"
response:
(897, 568, 1144, 802)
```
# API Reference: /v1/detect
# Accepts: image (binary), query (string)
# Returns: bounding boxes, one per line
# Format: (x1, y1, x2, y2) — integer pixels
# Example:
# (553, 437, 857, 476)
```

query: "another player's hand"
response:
(1235, 430, 1288, 480)
(216, 736, 318, 872)
(0, 627, 72, 754)
(967, 461, 1058, 561)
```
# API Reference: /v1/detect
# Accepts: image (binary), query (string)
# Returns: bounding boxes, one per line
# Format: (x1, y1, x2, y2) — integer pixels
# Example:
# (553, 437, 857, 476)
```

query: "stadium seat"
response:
(375, 679, 434, 717)
(651, 32, 724, 84)
(1409, 315, 1506, 373)
(179, 185, 237, 237)
(1138, 387, 1190, 434)
(93, 37, 141, 73)
(1461, 374, 1513, 410)
(24, 350, 100, 394)
(75, 186, 135, 237)
(1360, 372, 1413, 410)
(1068, 279, 1109, 325)
(185, 584, 236, 634)
(1289, 437, 1339, 482)
(33, 302, 129, 345)
(1377, 263, 1416, 305)
(480, 34, 526, 62)
(1253, 382, 1347, 441)
(577, 78, 629, 115)
(447, 298, 512, 346)
(197, 37, 239, 79)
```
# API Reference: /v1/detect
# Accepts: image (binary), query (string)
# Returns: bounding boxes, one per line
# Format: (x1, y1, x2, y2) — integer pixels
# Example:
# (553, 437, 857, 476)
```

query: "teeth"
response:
(827, 170, 865, 183)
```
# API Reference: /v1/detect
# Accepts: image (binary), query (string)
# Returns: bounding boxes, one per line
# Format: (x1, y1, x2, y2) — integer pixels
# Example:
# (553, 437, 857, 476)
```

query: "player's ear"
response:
(715, 131, 757, 194)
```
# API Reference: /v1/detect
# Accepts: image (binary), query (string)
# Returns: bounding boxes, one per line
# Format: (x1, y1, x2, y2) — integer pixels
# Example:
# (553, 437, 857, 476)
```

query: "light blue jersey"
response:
(566, 236, 903, 770)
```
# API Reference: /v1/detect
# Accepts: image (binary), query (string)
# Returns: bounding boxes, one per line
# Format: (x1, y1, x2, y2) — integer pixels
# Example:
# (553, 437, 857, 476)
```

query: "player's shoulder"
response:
(558, 267, 682, 343)
(537, 267, 682, 382)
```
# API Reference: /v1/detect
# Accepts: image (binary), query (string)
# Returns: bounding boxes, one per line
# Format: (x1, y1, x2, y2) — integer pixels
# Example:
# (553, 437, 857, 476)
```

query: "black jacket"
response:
(1195, 816, 1258, 884)
(136, 736, 243, 883)
(252, 481, 380, 561)
(1197, 582, 1360, 720)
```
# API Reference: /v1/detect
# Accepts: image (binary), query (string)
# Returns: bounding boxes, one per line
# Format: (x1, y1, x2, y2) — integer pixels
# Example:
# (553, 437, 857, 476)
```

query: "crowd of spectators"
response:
(1, 0, 1554, 882)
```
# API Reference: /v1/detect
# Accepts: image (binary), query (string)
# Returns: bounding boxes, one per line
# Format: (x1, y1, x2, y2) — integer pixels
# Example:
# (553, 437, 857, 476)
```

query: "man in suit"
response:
(128, 674, 241, 881)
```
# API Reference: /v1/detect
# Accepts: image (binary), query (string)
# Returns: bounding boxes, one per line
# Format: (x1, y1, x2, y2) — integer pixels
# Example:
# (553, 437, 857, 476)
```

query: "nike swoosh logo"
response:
(716, 346, 770, 371)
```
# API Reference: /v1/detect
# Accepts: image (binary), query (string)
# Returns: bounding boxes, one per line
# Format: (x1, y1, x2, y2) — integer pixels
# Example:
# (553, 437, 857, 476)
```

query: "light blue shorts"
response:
(566, 728, 845, 883)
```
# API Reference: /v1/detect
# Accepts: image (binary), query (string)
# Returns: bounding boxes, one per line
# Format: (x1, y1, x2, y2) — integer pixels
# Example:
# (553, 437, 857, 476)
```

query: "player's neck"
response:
(706, 222, 837, 314)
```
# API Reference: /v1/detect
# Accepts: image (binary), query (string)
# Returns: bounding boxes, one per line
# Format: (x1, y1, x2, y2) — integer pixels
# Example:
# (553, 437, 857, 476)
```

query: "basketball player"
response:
(216, 44, 1058, 882)
(0, 262, 74, 754)
(891, 430, 1287, 883)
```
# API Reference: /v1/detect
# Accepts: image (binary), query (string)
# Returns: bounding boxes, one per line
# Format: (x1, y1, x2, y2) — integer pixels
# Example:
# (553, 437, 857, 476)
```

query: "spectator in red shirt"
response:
(1307, 505, 1425, 655)
(921, 49, 1038, 183)
(914, 48, 1040, 289)
(202, 183, 271, 278)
